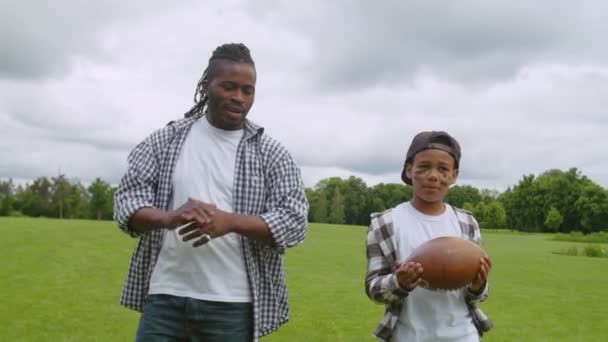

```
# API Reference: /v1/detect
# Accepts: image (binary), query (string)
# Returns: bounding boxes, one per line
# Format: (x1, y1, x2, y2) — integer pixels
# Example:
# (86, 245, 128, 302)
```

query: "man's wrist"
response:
(227, 213, 243, 234)
(156, 210, 174, 229)
(129, 207, 173, 233)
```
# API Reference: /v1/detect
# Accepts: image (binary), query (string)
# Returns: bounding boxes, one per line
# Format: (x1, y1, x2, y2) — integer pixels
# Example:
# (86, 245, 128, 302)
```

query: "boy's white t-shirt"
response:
(148, 118, 251, 303)
(391, 202, 478, 342)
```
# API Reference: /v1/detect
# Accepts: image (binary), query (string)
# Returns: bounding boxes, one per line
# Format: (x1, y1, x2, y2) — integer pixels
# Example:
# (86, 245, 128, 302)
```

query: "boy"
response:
(365, 131, 492, 342)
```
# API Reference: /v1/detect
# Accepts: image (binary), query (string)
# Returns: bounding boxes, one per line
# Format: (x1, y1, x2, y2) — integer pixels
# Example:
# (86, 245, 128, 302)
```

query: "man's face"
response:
(203, 60, 256, 130)
(405, 149, 459, 204)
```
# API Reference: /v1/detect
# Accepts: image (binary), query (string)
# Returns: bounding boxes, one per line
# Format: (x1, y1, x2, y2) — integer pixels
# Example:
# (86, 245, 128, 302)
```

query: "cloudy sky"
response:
(2, 0, 607, 191)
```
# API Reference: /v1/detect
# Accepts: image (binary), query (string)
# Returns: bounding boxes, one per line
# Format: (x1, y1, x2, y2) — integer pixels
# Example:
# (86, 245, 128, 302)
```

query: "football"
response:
(405, 236, 487, 290)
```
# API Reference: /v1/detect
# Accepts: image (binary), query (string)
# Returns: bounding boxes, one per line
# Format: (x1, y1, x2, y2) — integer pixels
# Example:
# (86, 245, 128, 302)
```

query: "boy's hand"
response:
(394, 261, 424, 291)
(468, 256, 492, 295)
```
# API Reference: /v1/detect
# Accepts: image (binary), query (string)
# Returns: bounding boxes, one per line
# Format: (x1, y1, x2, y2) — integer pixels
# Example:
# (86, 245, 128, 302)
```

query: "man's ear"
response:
(202, 79, 209, 95)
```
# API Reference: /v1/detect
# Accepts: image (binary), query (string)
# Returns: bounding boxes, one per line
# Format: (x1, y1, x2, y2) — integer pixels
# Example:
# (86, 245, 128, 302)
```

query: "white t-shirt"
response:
(391, 202, 478, 342)
(148, 118, 251, 303)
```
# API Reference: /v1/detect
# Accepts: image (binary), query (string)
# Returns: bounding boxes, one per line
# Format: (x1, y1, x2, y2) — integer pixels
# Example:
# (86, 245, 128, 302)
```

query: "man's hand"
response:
(468, 256, 492, 295)
(162, 197, 215, 229)
(394, 261, 424, 291)
(168, 198, 235, 247)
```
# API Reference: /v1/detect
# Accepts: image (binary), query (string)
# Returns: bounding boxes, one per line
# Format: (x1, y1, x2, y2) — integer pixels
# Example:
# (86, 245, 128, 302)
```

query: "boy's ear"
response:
(451, 168, 459, 183)
(405, 163, 413, 181)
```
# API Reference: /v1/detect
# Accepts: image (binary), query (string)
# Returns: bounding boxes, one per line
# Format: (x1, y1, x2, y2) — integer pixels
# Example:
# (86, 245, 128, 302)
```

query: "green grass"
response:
(0, 217, 140, 341)
(1, 217, 607, 341)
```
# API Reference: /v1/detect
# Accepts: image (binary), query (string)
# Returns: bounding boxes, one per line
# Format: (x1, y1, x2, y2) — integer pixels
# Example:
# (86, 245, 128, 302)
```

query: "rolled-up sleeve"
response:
(258, 153, 308, 254)
(365, 224, 409, 304)
(113, 138, 159, 238)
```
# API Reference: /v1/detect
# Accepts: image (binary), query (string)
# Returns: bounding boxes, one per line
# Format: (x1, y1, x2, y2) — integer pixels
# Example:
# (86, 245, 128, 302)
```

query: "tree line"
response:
(306, 168, 608, 233)
(0, 175, 114, 220)
(1, 167, 607, 233)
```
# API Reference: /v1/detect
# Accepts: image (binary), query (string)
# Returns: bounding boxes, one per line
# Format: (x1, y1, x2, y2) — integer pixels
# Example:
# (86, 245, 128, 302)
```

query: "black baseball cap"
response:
(401, 131, 461, 185)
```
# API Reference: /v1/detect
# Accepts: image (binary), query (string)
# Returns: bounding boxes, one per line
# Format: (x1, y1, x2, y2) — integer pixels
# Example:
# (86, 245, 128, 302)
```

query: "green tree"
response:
(88, 178, 113, 220)
(480, 189, 501, 204)
(65, 182, 90, 219)
(501, 168, 593, 232)
(341, 176, 369, 225)
(15, 177, 53, 217)
(51, 174, 70, 219)
(484, 201, 507, 228)
(500, 174, 542, 232)
(0, 179, 15, 216)
(445, 185, 482, 208)
(473, 202, 487, 227)
(574, 182, 608, 233)
(313, 177, 346, 224)
(328, 188, 345, 224)
(462, 202, 475, 213)
(308, 188, 328, 223)
(304, 188, 316, 222)
(544, 206, 563, 232)
(534, 168, 585, 231)
(369, 183, 412, 212)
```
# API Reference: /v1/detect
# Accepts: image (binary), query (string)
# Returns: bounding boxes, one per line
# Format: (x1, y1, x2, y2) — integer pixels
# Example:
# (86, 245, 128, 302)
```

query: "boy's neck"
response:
(411, 197, 446, 216)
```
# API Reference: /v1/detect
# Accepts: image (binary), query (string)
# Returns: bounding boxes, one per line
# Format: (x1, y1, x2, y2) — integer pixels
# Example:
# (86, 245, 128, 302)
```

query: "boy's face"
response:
(405, 148, 459, 203)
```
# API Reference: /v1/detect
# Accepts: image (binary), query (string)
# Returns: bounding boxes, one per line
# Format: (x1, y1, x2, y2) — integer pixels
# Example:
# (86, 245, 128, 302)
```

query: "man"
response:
(365, 131, 492, 342)
(114, 43, 308, 341)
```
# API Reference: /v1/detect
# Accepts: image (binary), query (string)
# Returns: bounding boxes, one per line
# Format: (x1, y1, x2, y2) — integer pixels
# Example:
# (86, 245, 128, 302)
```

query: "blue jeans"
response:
(135, 294, 253, 342)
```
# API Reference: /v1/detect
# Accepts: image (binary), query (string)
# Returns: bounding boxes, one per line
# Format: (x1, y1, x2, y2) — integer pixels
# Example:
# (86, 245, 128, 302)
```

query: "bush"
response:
(553, 245, 608, 258)
(8, 210, 25, 217)
(566, 246, 579, 256)
(582, 245, 607, 258)
(553, 246, 578, 256)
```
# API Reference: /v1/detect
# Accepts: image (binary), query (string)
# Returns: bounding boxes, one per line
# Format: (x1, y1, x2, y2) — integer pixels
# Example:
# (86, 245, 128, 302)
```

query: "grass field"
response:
(1, 217, 606, 341)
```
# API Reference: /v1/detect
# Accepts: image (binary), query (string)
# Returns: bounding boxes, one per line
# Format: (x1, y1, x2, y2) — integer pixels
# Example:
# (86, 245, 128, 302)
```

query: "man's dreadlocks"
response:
(184, 43, 256, 118)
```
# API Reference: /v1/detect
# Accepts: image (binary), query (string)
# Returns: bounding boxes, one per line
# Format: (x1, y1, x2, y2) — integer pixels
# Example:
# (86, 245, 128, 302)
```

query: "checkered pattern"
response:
(113, 115, 308, 341)
(365, 205, 492, 342)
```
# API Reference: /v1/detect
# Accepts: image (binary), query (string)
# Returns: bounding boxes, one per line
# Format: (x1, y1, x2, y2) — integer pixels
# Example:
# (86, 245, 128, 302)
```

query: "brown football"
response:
(406, 236, 487, 290)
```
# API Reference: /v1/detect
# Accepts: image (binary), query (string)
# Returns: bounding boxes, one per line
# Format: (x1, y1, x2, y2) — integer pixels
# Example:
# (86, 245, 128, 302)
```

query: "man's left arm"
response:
(256, 153, 308, 252)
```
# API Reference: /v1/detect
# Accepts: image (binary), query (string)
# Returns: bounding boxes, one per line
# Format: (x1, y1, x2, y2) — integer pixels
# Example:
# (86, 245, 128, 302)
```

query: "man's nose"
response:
(232, 90, 245, 103)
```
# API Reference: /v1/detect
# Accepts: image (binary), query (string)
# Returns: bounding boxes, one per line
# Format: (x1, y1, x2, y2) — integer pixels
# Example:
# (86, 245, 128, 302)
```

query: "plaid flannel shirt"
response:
(365, 204, 493, 342)
(113, 115, 308, 341)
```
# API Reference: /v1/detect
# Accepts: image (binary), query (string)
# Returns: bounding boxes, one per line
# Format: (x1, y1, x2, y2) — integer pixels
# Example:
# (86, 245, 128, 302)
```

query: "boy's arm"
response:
(466, 280, 489, 304)
(365, 223, 410, 304)
(466, 215, 490, 304)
